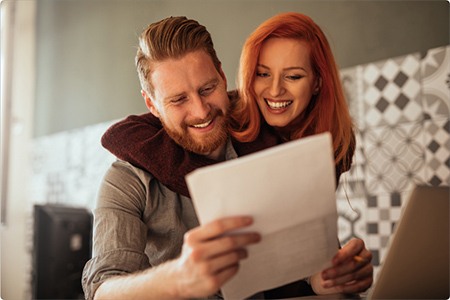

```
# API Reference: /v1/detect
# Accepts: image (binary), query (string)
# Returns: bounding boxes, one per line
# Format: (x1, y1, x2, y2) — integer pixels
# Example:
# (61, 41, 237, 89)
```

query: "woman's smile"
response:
(265, 98, 294, 110)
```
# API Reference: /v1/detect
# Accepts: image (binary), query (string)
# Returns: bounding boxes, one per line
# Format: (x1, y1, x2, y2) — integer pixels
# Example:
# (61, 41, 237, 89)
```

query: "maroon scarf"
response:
(101, 113, 281, 197)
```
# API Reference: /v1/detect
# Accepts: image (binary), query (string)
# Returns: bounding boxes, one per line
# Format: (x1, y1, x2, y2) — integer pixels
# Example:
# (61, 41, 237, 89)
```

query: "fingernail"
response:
(244, 216, 253, 224)
(239, 249, 248, 259)
(253, 233, 262, 242)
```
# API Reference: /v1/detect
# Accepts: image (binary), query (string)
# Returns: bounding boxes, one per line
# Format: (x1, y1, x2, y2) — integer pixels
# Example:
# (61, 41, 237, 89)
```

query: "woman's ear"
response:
(314, 77, 322, 95)
(142, 90, 160, 118)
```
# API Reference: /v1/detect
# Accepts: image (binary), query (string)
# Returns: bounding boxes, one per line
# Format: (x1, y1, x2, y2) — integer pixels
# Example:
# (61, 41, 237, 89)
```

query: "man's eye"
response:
(171, 96, 187, 104)
(200, 86, 215, 96)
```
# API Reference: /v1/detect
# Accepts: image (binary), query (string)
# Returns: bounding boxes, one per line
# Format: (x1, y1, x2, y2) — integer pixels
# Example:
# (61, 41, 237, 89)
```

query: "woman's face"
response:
(253, 38, 319, 128)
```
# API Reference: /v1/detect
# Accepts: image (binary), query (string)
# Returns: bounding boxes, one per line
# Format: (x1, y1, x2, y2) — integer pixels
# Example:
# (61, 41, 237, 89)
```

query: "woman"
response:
(101, 12, 372, 297)
(231, 12, 354, 180)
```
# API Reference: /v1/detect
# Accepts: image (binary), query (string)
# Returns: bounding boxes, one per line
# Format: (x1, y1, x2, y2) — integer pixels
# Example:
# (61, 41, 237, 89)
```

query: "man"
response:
(82, 16, 372, 300)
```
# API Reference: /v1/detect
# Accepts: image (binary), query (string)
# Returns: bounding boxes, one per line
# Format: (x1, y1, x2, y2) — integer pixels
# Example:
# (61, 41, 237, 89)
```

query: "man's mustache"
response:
(185, 107, 224, 127)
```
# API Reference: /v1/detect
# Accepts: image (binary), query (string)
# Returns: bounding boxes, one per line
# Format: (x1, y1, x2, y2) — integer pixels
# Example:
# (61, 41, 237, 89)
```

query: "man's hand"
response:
(172, 216, 261, 298)
(311, 238, 373, 295)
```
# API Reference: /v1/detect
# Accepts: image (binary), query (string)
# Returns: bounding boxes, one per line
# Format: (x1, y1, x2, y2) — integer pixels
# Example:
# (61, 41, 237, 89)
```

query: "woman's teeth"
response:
(192, 119, 212, 128)
(266, 99, 293, 109)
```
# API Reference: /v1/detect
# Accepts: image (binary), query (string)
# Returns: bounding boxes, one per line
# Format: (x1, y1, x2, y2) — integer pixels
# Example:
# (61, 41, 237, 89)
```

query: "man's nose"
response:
(190, 95, 210, 119)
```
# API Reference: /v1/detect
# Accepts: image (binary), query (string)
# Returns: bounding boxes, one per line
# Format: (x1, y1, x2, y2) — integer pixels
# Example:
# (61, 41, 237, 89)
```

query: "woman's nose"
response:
(269, 77, 284, 97)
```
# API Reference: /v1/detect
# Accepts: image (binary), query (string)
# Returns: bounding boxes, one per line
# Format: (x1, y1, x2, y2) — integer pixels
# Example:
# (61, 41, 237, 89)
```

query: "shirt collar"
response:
(224, 137, 238, 161)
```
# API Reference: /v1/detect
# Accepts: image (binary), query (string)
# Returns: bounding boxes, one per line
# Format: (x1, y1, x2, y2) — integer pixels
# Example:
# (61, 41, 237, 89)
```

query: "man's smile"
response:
(192, 118, 213, 128)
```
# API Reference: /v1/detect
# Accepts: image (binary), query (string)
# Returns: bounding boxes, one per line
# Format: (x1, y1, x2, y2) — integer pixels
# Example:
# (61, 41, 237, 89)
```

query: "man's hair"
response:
(136, 16, 222, 97)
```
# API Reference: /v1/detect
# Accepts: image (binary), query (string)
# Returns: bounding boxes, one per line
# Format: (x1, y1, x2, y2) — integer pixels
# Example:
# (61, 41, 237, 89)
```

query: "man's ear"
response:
(218, 64, 227, 90)
(142, 90, 160, 118)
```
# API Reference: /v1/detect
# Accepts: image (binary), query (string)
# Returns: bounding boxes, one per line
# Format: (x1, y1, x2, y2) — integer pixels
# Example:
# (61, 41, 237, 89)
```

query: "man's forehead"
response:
(150, 50, 223, 99)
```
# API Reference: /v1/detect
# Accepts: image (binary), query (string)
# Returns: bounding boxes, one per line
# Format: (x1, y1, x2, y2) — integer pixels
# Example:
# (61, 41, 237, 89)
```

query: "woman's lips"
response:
(265, 99, 293, 109)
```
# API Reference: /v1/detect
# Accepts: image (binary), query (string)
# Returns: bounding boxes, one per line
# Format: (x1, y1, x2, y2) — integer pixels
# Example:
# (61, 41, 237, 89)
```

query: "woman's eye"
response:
(256, 72, 269, 78)
(286, 75, 302, 80)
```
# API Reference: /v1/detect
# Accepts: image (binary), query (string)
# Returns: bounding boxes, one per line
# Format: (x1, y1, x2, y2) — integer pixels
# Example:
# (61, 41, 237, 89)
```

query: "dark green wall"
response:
(34, 0, 449, 136)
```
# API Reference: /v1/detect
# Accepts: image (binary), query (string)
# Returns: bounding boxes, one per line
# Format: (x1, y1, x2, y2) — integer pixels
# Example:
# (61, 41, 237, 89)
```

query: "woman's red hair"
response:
(231, 12, 355, 171)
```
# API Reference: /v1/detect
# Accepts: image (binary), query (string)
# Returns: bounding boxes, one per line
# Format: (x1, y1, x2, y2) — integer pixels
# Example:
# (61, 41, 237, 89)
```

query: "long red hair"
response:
(231, 12, 355, 170)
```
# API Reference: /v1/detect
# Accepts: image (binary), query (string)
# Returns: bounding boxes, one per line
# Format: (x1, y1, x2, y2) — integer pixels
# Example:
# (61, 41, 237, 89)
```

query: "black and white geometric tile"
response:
(338, 45, 449, 278)
(337, 196, 366, 246)
(336, 130, 367, 199)
(363, 122, 427, 195)
(341, 66, 364, 128)
(421, 46, 450, 121)
(423, 118, 450, 186)
(365, 189, 410, 278)
(361, 53, 423, 128)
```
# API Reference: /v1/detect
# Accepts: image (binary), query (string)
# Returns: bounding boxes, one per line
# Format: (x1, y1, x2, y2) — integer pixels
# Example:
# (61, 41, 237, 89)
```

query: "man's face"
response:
(145, 50, 230, 158)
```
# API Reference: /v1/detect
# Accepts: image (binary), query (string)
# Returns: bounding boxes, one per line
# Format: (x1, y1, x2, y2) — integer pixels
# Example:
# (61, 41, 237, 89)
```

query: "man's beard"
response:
(161, 107, 229, 155)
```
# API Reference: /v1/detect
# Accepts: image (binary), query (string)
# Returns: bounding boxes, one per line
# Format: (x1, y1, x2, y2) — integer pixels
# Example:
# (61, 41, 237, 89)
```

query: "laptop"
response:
(367, 185, 449, 299)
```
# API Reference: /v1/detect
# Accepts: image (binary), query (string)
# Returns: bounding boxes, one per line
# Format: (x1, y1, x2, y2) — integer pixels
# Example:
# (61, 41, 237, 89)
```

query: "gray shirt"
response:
(82, 140, 238, 300)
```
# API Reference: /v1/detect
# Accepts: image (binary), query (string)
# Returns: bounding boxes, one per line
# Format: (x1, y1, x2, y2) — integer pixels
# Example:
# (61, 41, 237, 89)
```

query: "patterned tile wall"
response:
(31, 45, 449, 285)
(336, 45, 450, 280)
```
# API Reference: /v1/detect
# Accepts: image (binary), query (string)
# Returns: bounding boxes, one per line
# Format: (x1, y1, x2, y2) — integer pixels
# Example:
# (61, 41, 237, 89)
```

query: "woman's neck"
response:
(274, 126, 293, 141)
(273, 113, 306, 141)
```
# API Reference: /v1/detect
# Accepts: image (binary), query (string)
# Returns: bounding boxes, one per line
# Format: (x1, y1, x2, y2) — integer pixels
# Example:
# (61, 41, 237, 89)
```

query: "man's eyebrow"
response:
(202, 78, 220, 87)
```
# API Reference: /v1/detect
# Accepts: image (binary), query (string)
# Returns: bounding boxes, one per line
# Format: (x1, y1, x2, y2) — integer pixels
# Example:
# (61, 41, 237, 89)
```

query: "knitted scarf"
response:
(101, 113, 281, 197)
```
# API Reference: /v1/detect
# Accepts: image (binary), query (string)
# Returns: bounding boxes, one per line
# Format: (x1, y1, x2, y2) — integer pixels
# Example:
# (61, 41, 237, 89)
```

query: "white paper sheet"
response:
(186, 132, 339, 300)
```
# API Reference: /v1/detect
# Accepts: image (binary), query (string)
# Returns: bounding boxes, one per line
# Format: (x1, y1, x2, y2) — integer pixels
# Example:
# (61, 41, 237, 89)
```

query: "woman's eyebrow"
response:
(257, 63, 307, 72)
(284, 66, 307, 72)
